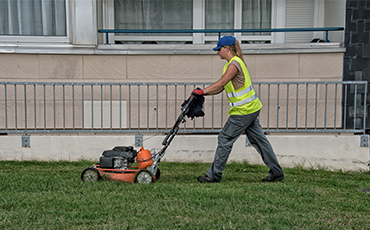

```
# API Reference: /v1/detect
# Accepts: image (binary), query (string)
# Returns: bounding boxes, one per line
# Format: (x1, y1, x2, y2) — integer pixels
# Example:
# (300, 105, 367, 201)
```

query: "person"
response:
(191, 36, 284, 183)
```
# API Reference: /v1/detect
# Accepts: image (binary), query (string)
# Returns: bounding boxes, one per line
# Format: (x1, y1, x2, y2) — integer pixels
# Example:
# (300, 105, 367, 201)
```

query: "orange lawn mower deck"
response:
(81, 96, 196, 184)
(81, 146, 160, 184)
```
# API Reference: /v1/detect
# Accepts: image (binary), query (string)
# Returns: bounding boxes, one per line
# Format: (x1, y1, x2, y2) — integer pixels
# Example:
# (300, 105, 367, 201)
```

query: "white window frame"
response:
(103, 0, 283, 45)
(271, 0, 286, 43)
(313, 0, 325, 39)
(0, 0, 71, 45)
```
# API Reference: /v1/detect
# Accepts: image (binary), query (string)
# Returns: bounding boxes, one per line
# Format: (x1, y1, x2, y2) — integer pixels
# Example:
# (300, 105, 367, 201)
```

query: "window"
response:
(115, 0, 192, 37)
(204, 0, 272, 43)
(103, 0, 335, 45)
(205, 0, 234, 34)
(108, 0, 273, 44)
(0, 0, 68, 43)
(242, 0, 271, 36)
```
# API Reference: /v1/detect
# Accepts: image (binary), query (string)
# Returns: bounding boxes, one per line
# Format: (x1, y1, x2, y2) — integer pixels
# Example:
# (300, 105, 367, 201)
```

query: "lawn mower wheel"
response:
(135, 169, 154, 184)
(81, 168, 100, 182)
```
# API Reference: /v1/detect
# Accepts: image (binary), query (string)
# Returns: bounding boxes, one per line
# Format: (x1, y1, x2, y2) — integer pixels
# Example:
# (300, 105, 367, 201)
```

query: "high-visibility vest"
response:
(223, 56, 262, 116)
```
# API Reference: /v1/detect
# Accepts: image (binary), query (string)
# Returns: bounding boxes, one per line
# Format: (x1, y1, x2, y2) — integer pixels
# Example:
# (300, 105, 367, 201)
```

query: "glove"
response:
(191, 88, 205, 97)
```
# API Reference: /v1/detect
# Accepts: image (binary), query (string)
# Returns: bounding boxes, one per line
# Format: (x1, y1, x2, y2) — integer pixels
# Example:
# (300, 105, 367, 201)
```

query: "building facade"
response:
(0, 0, 347, 129)
(2, 0, 369, 171)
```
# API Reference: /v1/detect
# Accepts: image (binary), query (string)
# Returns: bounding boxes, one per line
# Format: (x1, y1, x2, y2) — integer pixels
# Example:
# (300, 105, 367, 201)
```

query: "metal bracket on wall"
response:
(135, 134, 143, 147)
(360, 135, 369, 147)
(22, 135, 30, 148)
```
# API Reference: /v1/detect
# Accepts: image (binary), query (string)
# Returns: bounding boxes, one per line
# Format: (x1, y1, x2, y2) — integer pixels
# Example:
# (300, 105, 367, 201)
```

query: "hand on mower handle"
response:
(191, 88, 205, 97)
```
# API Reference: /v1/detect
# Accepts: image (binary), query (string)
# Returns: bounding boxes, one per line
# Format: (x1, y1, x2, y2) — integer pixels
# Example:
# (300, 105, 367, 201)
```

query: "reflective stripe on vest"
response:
(227, 85, 254, 98)
(229, 94, 258, 107)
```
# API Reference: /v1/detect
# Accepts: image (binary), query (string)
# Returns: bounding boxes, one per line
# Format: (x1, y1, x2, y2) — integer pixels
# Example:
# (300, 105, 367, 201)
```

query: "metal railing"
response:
(98, 27, 345, 45)
(0, 81, 367, 134)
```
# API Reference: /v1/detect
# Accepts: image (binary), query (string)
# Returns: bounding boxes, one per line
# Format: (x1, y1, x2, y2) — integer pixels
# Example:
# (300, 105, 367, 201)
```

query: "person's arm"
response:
(203, 64, 238, 96)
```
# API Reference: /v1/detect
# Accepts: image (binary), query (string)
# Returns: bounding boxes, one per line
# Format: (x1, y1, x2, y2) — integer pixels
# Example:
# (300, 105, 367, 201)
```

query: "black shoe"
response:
(262, 175, 285, 182)
(197, 175, 218, 183)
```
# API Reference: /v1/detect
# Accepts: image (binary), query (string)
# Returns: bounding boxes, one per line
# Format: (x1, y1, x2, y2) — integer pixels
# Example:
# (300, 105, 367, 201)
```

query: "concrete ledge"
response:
(0, 134, 368, 171)
(0, 43, 345, 55)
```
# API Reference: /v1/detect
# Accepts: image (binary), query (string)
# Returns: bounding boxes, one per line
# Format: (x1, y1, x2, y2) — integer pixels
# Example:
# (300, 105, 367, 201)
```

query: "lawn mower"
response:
(81, 95, 196, 184)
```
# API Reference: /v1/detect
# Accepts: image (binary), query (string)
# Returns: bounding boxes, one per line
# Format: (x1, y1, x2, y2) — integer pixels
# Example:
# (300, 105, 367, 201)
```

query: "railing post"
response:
(105, 32, 109, 45)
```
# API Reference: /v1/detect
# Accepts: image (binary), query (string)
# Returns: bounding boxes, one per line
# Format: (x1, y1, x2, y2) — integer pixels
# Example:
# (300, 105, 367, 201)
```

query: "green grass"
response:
(0, 160, 370, 230)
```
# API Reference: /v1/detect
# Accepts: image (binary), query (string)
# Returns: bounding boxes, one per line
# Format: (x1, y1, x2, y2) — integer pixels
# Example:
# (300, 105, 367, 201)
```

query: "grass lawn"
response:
(0, 160, 369, 229)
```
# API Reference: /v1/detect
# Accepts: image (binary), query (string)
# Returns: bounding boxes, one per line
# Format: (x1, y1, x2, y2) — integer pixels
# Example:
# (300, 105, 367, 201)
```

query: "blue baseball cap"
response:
(213, 36, 236, 51)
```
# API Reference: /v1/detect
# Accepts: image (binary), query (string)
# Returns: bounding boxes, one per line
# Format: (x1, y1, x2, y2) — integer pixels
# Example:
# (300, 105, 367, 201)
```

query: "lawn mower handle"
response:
(148, 95, 196, 176)
(161, 95, 195, 146)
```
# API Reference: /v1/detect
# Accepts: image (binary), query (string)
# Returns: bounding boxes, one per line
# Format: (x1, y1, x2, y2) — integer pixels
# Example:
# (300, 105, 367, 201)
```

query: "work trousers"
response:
(206, 110, 284, 182)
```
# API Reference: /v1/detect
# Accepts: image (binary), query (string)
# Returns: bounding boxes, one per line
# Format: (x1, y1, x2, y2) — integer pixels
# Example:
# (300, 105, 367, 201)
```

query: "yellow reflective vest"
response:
(223, 56, 262, 116)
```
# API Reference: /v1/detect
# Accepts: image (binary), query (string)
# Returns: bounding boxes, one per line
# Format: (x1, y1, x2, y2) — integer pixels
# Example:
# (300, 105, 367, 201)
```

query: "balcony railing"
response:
(98, 27, 345, 45)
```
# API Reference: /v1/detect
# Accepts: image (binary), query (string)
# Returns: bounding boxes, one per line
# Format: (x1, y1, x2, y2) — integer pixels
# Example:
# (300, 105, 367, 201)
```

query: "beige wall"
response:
(0, 52, 343, 82)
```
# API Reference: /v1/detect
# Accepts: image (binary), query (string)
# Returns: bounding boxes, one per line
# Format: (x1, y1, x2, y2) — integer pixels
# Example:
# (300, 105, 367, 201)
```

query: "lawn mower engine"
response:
(81, 146, 159, 184)
(99, 146, 138, 170)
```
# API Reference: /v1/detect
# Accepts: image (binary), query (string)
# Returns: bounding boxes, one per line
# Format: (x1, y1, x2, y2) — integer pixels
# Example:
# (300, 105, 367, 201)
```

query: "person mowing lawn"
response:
(191, 36, 284, 183)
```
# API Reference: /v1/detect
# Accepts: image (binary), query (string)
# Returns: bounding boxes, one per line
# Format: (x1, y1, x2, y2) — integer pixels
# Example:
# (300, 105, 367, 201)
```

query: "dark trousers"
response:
(206, 110, 284, 182)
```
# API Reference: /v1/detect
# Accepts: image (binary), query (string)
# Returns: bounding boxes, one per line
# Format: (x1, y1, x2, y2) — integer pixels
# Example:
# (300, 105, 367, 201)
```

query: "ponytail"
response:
(227, 39, 245, 63)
